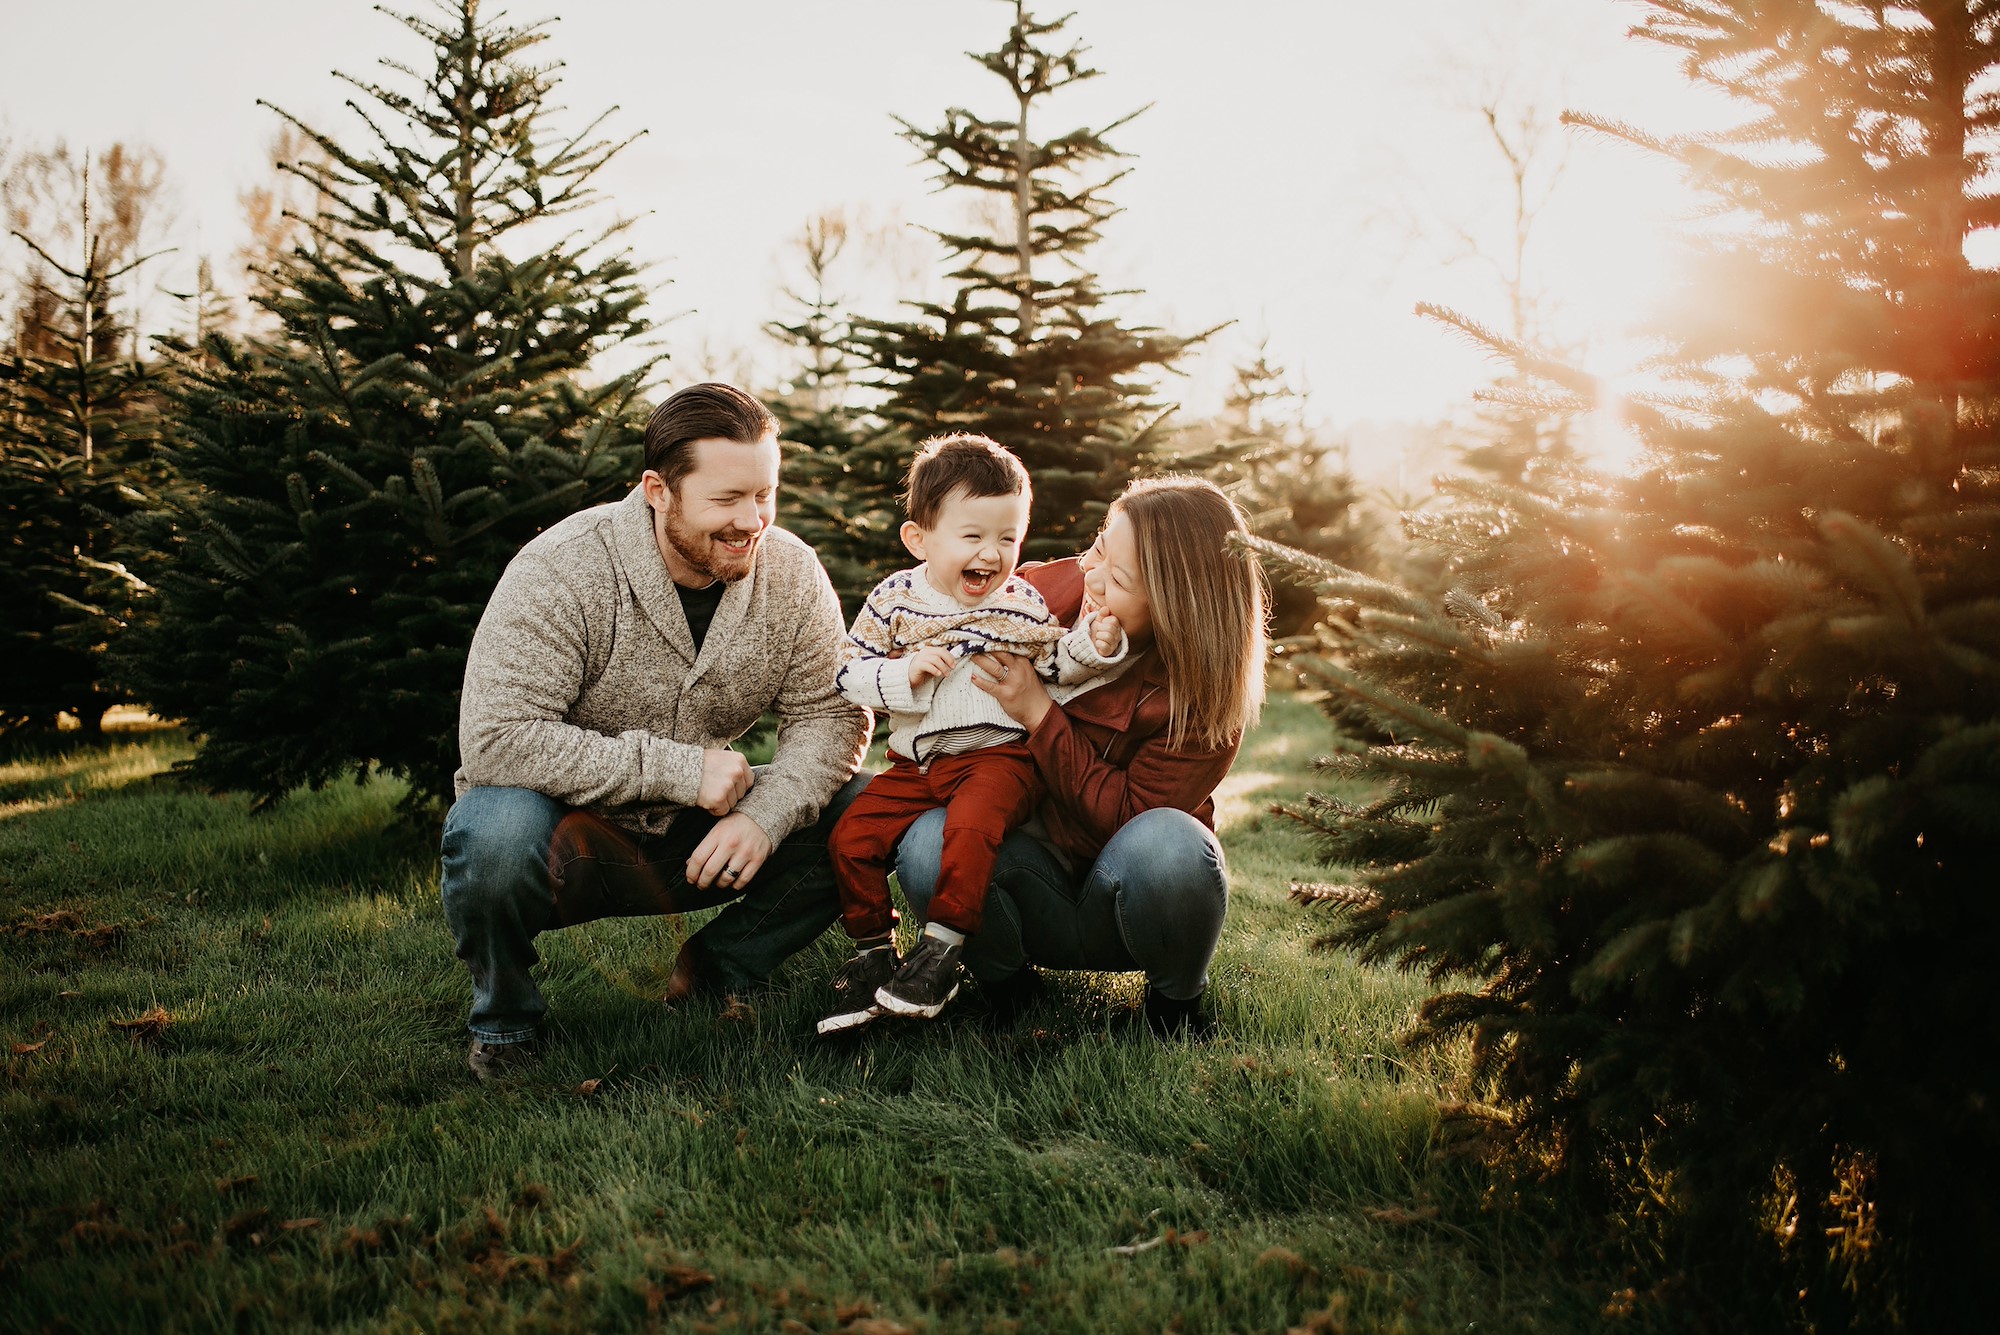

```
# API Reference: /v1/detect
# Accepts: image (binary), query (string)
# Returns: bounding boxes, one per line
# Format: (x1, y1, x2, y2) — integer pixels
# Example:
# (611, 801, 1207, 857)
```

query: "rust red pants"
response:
(830, 745, 1041, 939)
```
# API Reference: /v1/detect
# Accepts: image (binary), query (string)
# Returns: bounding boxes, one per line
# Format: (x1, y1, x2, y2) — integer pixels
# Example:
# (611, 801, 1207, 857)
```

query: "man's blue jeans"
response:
(893, 806, 1228, 1002)
(440, 773, 870, 1043)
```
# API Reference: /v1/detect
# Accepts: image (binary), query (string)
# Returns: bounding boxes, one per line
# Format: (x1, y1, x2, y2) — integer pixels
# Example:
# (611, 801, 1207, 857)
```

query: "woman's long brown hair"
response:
(1114, 476, 1267, 751)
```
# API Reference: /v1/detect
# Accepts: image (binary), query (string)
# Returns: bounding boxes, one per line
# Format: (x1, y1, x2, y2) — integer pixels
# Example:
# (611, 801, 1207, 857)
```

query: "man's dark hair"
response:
(642, 383, 777, 490)
(903, 433, 1031, 529)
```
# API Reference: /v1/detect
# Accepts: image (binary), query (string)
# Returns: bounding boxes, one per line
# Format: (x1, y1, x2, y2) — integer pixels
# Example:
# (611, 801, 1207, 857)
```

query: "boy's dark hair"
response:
(643, 382, 777, 490)
(903, 433, 1031, 528)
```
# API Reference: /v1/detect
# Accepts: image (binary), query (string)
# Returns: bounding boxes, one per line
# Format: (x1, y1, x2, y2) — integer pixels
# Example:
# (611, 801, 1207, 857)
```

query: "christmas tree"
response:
(2, 168, 163, 735)
(1262, 1, 2000, 1322)
(763, 211, 887, 605)
(1187, 347, 1369, 639)
(803, 0, 1212, 607)
(766, 212, 869, 456)
(116, 0, 658, 812)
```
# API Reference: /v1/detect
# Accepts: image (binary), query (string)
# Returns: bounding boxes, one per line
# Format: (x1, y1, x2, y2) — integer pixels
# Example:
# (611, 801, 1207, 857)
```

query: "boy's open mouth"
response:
(959, 566, 997, 598)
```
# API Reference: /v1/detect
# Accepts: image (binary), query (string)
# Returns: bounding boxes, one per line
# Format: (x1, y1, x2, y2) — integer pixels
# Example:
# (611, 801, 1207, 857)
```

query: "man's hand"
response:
(1089, 610, 1124, 657)
(697, 747, 753, 816)
(904, 645, 957, 687)
(686, 812, 774, 891)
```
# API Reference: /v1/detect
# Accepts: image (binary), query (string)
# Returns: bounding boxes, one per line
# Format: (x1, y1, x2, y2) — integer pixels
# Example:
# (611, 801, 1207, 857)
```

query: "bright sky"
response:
(1, 0, 1731, 471)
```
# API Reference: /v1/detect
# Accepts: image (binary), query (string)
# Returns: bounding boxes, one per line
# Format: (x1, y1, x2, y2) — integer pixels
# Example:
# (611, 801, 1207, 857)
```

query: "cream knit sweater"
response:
(835, 564, 1127, 763)
(454, 487, 870, 839)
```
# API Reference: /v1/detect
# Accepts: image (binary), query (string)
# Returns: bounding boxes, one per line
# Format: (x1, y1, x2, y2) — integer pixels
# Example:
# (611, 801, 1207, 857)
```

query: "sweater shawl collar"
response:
(611, 485, 753, 682)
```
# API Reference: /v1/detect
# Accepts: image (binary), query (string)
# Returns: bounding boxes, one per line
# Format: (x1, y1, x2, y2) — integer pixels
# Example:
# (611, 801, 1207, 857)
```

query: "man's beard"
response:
(662, 504, 762, 584)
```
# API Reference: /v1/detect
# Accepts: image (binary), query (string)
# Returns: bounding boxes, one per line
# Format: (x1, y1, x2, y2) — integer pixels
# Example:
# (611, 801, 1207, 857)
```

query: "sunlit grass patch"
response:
(0, 728, 192, 821)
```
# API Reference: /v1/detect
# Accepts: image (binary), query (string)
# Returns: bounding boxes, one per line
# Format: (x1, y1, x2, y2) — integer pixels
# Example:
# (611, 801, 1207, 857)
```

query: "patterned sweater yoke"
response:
(854, 568, 1067, 667)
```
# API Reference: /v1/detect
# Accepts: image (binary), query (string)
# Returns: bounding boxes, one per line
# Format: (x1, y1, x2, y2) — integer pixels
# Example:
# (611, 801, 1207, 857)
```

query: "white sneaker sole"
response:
(874, 981, 959, 1019)
(816, 1005, 883, 1035)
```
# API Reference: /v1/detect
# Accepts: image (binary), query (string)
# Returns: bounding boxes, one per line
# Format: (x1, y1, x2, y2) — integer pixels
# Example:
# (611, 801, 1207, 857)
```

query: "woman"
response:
(892, 475, 1268, 1035)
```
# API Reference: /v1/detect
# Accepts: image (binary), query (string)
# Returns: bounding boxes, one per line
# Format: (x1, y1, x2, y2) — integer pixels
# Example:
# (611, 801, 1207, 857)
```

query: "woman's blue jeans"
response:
(893, 807, 1228, 1002)
(440, 773, 869, 1043)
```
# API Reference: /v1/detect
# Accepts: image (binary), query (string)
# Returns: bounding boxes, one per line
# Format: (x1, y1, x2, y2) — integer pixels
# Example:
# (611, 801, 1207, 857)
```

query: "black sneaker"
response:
(875, 932, 965, 1019)
(815, 945, 901, 1035)
(467, 1037, 538, 1084)
(1143, 986, 1217, 1041)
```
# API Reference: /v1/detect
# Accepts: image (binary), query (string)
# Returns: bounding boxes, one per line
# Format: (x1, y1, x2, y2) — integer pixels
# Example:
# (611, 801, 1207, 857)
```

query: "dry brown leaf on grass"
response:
(8, 910, 135, 949)
(1107, 1226, 1209, 1257)
(638, 1263, 716, 1314)
(109, 1006, 172, 1041)
(841, 1320, 916, 1335)
(216, 1174, 259, 1195)
(1286, 1294, 1353, 1334)
(1362, 1204, 1439, 1226)
(658, 1263, 714, 1295)
(12, 1040, 48, 1055)
(10, 910, 85, 934)
(224, 1207, 272, 1245)
(67, 1217, 149, 1248)
(280, 1218, 321, 1232)
(1257, 1246, 1318, 1280)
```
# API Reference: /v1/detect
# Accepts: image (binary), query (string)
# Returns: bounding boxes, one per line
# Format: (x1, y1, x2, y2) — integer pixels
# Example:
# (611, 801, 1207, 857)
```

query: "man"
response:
(441, 382, 871, 1081)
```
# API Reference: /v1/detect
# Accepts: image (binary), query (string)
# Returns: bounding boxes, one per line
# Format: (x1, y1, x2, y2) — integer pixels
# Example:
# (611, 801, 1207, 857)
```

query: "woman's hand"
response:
(970, 651, 1052, 731)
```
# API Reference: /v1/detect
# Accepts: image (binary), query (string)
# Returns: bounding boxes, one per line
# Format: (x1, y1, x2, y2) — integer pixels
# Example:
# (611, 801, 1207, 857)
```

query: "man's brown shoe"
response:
(467, 1037, 538, 1084)
(661, 937, 724, 1005)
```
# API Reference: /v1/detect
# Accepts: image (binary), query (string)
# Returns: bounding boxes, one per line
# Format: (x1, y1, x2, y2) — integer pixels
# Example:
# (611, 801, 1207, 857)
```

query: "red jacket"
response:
(1019, 559, 1241, 866)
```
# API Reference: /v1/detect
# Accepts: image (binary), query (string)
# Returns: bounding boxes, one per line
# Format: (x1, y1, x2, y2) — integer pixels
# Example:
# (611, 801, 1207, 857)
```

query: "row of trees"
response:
(1, 142, 172, 734)
(1, 0, 1367, 795)
(8, 0, 1989, 1324)
(1272, 0, 1998, 1326)
(760, 9, 1370, 619)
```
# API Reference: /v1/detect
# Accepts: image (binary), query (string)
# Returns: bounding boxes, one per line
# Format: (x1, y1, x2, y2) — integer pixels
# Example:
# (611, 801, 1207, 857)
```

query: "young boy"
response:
(816, 434, 1126, 1035)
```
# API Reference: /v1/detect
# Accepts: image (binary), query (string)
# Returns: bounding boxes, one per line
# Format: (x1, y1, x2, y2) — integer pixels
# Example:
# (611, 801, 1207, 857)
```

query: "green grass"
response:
(1, 696, 1682, 1334)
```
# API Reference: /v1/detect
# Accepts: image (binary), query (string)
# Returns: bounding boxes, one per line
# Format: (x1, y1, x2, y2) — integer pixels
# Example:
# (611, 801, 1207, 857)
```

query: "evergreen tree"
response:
(1444, 310, 1578, 485)
(1430, 89, 1578, 484)
(117, 0, 657, 812)
(1263, 2, 2000, 1323)
(1, 171, 163, 734)
(1189, 347, 1370, 639)
(767, 211, 868, 455)
(807, 1, 1212, 607)
(765, 211, 886, 604)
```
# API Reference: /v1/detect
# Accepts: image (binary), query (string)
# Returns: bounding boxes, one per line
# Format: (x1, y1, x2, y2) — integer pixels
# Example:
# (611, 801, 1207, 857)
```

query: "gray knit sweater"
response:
(454, 486, 870, 839)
